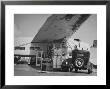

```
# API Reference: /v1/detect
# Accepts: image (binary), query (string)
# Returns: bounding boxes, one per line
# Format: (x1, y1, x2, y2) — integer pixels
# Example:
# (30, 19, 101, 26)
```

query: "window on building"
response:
(15, 47, 25, 50)
(30, 47, 35, 50)
(38, 52, 41, 57)
(30, 47, 40, 50)
(35, 47, 40, 50)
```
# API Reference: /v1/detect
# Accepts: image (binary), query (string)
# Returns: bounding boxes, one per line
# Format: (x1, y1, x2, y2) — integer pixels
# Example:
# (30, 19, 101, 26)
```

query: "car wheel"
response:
(74, 58, 84, 68)
(88, 69, 92, 74)
(70, 68, 73, 72)
(88, 62, 93, 74)
(75, 68, 78, 72)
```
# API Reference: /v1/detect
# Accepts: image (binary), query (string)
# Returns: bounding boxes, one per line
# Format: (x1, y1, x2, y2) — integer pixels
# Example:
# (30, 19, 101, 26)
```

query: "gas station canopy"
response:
(32, 14, 90, 43)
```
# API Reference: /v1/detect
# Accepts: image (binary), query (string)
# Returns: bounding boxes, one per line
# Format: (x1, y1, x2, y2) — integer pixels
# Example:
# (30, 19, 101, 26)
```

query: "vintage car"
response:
(61, 49, 92, 74)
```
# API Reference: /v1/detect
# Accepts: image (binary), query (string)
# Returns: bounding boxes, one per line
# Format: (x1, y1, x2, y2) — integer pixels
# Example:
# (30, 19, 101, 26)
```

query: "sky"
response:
(14, 14, 97, 46)
(72, 14, 97, 45)
(14, 14, 51, 45)
(14, 14, 50, 38)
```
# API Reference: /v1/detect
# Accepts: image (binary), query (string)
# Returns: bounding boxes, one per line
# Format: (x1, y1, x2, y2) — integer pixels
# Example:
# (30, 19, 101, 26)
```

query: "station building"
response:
(14, 14, 97, 70)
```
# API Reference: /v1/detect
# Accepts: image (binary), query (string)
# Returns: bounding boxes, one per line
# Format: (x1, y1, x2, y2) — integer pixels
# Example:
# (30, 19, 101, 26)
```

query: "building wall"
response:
(30, 43, 49, 55)
(90, 47, 97, 65)
(14, 44, 31, 55)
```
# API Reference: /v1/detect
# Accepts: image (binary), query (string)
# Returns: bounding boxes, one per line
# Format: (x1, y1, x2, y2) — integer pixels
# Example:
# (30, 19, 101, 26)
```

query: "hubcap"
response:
(75, 58, 84, 68)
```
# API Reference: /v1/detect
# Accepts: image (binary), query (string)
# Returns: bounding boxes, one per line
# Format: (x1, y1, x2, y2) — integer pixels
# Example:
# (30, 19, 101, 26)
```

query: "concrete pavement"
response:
(14, 64, 97, 76)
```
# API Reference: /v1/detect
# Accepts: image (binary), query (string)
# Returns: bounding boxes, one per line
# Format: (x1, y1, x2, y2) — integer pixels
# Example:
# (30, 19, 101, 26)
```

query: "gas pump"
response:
(35, 50, 43, 68)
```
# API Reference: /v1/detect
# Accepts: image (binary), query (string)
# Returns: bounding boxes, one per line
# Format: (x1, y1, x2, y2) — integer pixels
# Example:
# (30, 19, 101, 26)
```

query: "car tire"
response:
(74, 58, 84, 68)
(88, 69, 92, 74)
(87, 62, 93, 74)
(70, 68, 73, 72)
(75, 68, 78, 72)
